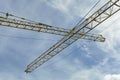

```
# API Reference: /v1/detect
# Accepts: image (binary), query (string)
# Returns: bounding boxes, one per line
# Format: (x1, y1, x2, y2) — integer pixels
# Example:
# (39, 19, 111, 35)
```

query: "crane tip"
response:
(24, 69, 31, 73)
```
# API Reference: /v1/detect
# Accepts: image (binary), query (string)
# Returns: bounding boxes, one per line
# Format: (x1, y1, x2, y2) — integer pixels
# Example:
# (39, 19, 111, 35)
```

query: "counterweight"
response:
(25, 0, 120, 73)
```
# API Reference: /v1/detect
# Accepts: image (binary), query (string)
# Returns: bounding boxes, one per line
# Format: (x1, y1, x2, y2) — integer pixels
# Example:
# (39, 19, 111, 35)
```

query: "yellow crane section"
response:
(0, 12, 105, 42)
(25, 0, 120, 73)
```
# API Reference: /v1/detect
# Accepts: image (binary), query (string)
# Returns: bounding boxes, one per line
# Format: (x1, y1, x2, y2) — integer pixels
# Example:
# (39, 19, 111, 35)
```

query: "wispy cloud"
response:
(45, 0, 96, 18)
(0, 0, 120, 80)
(96, 12, 120, 61)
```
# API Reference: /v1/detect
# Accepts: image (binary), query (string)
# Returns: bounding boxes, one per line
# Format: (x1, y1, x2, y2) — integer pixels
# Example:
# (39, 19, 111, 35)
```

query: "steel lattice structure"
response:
(0, 14, 105, 42)
(25, 0, 120, 73)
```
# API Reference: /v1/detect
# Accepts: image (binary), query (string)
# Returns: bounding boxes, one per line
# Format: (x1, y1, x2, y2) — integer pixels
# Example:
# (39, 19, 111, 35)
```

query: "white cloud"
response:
(104, 74, 120, 80)
(69, 69, 104, 80)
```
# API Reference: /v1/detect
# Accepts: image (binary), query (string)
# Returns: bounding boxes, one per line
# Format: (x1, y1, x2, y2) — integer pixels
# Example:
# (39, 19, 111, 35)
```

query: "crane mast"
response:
(0, 14, 105, 42)
(25, 0, 120, 73)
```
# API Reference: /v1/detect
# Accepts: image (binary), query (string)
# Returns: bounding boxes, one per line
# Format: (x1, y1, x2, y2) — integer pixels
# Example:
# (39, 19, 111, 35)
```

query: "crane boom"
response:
(0, 15, 105, 42)
(25, 0, 120, 73)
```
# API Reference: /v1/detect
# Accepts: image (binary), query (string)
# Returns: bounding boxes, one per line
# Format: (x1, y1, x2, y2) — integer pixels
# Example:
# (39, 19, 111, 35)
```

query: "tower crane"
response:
(24, 0, 120, 73)
(0, 12, 105, 42)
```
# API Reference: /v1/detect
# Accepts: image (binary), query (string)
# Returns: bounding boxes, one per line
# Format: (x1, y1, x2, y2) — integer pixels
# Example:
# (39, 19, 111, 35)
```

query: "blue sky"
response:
(0, 0, 120, 80)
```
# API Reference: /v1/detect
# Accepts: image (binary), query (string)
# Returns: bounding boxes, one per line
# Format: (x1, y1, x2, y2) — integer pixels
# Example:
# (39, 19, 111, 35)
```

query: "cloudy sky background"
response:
(0, 0, 120, 80)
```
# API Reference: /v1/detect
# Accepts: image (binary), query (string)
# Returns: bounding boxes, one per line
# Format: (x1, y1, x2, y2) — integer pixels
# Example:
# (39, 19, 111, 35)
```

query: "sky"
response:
(0, 0, 120, 80)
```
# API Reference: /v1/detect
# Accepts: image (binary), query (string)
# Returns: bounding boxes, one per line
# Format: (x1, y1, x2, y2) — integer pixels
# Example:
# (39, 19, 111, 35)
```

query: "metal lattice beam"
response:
(25, 0, 120, 73)
(0, 16, 105, 42)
